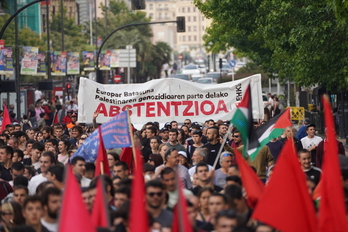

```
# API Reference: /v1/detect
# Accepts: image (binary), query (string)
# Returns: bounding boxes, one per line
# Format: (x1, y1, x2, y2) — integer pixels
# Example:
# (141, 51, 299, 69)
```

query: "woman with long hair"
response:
(158, 143, 168, 161)
(57, 140, 71, 165)
(149, 136, 161, 155)
(34, 101, 44, 123)
(0, 201, 26, 232)
(177, 129, 187, 148)
(34, 131, 43, 142)
(148, 154, 164, 167)
(196, 187, 214, 223)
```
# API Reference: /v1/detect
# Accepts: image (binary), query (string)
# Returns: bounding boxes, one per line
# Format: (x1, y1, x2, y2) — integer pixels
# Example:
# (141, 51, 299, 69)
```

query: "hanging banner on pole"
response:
(83, 51, 95, 71)
(110, 50, 119, 68)
(78, 74, 265, 125)
(34, 52, 47, 76)
(67, 52, 80, 74)
(21, 46, 38, 75)
(51, 51, 66, 76)
(99, 50, 111, 70)
(0, 46, 13, 74)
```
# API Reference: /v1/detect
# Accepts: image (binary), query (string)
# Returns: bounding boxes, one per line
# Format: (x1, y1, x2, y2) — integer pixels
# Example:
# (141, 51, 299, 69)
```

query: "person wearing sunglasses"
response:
(145, 179, 173, 229)
(184, 119, 192, 128)
(0, 201, 25, 231)
(230, 131, 242, 149)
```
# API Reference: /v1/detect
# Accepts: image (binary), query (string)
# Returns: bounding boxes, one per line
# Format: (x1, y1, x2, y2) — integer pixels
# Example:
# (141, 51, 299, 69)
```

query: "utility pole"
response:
(61, 0, 66, 104)
(14, 0, 21, 120)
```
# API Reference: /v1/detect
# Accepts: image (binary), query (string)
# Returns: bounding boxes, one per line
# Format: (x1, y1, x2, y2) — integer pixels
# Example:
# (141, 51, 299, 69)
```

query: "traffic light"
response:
(131, 0, 146, 10)
(66, 84, 72, 93)
(219, 58, 223, 69)
(177, 17, 185, 32)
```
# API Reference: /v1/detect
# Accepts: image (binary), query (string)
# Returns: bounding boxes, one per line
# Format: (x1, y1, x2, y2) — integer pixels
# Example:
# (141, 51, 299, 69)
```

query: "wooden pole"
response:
(127, 110, 137, 168)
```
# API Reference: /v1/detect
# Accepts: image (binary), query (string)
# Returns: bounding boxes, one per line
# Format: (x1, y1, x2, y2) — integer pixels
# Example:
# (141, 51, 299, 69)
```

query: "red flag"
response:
(120, 147, 133, 171)
(318, 96, 348, 232)
(95, 126, 110, 177)
(252, 140, 317, 232)
(58, 166, 96, 232)
(53, 111, 58, 124)
(172, 172, 193, 232)
(234, 148, 264, 208)
(91, 178, 110, 228)
(129, 147, 148, 232)
(1, 104, 11, 132)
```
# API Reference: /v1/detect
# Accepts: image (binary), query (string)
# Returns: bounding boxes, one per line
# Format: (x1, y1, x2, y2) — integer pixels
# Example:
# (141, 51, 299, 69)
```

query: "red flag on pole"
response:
(58, 166, 96, 232)
(120, 147, 133, 171)
(172, 172, 193, 232)
(234, 148, 264, 208)
(91, 178, 110, 228)
(318, 96, 348, 232)
(129, 147, 148, 232)
(252, 140, 317, 232)
(1, 104, 11, 132)
(95, 126, 110, 177)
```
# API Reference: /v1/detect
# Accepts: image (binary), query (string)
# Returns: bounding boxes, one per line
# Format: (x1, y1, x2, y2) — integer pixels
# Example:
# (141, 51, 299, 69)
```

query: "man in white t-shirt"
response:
(41, 187, 61, 232)
(35, 89, 43, 102)
(300, 124, 322, 166)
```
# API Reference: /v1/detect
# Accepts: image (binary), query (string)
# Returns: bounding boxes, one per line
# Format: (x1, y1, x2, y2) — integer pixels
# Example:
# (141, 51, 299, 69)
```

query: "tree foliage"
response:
(194, 0, 348, 91)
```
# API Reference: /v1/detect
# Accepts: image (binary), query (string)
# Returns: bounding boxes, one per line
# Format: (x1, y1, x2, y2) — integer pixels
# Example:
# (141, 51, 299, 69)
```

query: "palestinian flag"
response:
(247, 108, 292, 161)
(230, 83, 253, 158)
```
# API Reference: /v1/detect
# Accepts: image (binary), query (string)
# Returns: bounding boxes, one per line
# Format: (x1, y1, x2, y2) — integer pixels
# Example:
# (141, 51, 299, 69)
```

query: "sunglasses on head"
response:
(147, 192, 163, 197)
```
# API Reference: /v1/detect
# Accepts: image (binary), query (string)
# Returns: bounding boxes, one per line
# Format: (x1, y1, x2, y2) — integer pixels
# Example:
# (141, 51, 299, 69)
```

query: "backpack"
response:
(22, 121, 31, 132)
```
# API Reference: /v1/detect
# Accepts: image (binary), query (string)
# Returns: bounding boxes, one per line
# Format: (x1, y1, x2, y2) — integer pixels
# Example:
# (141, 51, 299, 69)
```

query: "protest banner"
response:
(110, 50, 119, 67)
(78, 74, 264, 125)
(83, 51, 95, 71)
(0, 46, 13, 74)
(67, 52, 80, 74)
(72, 110, 132, 162)
(34, 52, 46, 76)
(99, 50, 111, 70)
(20, 46, 38, 75)
(51, 51, 67, 76)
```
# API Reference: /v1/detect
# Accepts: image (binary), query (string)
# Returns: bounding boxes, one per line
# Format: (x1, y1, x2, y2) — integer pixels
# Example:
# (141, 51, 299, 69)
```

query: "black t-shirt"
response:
(141, 137, 151, 150)
(191, 185, 223, 196)
(0, 164, 12, 181)
(141, 146, 152, 162)
(304, 167, 322, 185)
(203, 142, 223, 169)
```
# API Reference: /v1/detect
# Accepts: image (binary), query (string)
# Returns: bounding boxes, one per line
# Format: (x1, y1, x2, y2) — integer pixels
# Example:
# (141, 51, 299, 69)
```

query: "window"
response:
(183, 36, 186, 41)
(188, 26, 191, 31)
(149, 13, 153, 18)
(194, 36, 197, 41)
(202, 26, 205, 30)
(149, 4, 153, 10)
(158, 13, 162, 19)
(193, 16, 196, 21)
(165, 13, 168, 19)
(193, 26, 197, 31)
(164, 4, 168, 9)
(188, 36, 191, 41)
(182, 7, 185, 13)
(188, 16, 191, 21)
(193, 7, 196, 12)
(202, 16, 205, 21)
(188, 7, 190, 12)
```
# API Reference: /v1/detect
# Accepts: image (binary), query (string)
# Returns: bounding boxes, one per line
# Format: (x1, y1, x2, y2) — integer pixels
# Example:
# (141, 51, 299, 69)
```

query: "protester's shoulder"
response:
(160, 208, 173, 217)
(311, 166, 322, 173)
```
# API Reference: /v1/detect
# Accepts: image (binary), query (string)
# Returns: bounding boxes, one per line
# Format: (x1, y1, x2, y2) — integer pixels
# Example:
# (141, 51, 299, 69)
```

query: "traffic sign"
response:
(228, 60, 236, 68)
(0, 40, 4, 49)
(113, 75, 122, 83)
(178, 55, 183, 60)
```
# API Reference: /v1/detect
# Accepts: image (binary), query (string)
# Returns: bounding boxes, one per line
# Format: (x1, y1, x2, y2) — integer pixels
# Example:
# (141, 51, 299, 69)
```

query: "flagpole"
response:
(213, 123, 233, 169)
(127, 110, 137, 168)
(98, 126, 105, 175)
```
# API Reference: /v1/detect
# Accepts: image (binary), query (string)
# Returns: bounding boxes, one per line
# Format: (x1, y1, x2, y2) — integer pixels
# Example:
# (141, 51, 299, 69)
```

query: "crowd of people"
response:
(0, 96, 346, 232)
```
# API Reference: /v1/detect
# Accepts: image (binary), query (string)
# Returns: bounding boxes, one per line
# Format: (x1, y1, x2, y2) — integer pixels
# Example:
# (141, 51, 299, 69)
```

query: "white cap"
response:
(178, 151, 187, 159)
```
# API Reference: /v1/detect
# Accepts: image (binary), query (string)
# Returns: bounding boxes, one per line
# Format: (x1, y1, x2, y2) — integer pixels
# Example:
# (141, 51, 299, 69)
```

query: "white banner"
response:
(78, 74, 264, 125)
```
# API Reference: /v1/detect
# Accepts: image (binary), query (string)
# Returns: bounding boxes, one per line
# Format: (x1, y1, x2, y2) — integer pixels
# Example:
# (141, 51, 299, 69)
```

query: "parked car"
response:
(198, 64, 207, 74)
(182, 64, 201, 75)
(170, 74, 192, 81)
(196, 78, 215, 84)
(192, 74, 204, 82)
(205, 72, 222, 81)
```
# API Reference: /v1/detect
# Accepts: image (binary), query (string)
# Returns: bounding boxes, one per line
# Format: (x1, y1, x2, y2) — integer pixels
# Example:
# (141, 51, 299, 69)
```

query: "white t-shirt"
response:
(35, 90, 43, 101)
(268, 97, 274, 110)
(81, 176, 91, 188)
(301, 136, 323, 150)
(41, 218, 58, 232)
(28, 174, 47, 195)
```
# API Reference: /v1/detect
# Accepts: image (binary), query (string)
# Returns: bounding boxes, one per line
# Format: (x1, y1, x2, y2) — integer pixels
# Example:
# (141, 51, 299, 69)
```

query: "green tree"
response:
(194, 0, 348, 91)
(151, 41, 172, 79)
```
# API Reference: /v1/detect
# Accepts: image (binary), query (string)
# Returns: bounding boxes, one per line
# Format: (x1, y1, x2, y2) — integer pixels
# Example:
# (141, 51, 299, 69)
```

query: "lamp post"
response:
(14, 0, 21, 120)
(61, 0, 66, 104)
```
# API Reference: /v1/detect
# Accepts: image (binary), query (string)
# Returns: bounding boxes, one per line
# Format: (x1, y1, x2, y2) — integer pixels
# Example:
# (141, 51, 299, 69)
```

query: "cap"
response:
(160, 127, 169, 132)
(178, 151, 187, 159)
(71, 113, 77, 117)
